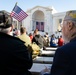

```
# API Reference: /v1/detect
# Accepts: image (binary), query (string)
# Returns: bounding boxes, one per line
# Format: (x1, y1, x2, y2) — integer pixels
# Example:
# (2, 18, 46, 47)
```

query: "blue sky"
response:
(0, 0, 76, 13)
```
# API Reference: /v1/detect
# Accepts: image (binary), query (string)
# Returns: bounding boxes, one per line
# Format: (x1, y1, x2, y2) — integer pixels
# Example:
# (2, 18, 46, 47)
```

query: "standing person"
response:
(32, 29, 43, 52)
(0, 11, 33, 75)
(29, 33, 33, 42)
(50, 34, 57, 47)
(15, 29, 20, 37)
(43, 35, 49, 47)
(45, 32, 50, 47)
(50, 10, 76, 75)
(18, 27, 31, 47)
(58, 35, 64, 47)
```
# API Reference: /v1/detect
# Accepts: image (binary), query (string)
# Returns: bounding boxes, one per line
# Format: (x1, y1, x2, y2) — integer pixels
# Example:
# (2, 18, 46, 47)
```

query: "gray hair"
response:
(67, 20, 76, 27)
(0, 27, 12, 34)
(72, 20, 76, 26)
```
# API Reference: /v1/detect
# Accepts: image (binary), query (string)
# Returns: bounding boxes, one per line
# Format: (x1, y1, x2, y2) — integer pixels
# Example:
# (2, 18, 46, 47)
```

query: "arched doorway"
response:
(32, 10, 44, 32)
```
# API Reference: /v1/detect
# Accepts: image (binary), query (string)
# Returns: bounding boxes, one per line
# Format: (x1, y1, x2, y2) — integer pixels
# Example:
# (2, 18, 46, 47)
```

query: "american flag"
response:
(41, 22, 44, 32)
(11, 5, 28, 22)
(36, 22, 40, 31)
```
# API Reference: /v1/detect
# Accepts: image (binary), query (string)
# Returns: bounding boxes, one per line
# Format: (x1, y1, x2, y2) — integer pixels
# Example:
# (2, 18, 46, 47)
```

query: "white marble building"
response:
(17, 6, 66, 36)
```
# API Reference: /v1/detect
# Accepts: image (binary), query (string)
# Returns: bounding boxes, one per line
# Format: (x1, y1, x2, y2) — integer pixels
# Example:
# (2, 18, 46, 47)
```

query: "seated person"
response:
(50, 34, 57, 47)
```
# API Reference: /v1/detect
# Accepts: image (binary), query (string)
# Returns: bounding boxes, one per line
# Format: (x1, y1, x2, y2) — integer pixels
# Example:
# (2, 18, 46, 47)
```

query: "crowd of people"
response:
(13, 28, 64, 48)
(0, 10, 76, 75)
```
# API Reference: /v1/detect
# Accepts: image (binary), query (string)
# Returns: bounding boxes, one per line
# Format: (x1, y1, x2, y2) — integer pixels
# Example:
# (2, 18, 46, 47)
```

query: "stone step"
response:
(44, 47, 57, 51)
(33, 56, 53, 64)
(40, 50, 55, 57)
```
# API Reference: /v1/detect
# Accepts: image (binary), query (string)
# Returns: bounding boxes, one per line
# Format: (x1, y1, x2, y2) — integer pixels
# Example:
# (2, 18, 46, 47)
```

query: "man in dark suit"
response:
(0, 11, 33, 75)
(50, 10, 76, 75)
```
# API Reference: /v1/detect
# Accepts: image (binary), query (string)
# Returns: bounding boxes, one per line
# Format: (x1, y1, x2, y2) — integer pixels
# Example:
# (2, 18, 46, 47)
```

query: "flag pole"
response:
(15, 2, 18, 6)
(14, 2, 18, 9)
(11, 2, 18, 12)
(10, 2, 18, 17)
